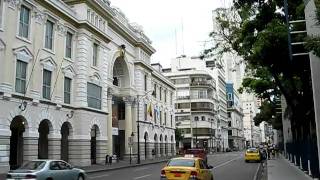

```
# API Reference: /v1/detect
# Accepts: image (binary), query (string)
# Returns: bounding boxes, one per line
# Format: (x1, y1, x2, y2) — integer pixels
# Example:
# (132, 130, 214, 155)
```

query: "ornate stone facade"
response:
(0, 0, 175, 173)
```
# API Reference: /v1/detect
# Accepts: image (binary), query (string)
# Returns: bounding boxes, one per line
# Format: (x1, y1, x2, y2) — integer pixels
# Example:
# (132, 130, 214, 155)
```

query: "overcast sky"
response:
(112, 0, 231, 68)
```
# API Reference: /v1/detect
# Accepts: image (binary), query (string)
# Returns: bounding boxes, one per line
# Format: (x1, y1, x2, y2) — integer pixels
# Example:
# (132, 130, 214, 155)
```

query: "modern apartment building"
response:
(162, 56, 225, 151)
(226, 83, 245, 150)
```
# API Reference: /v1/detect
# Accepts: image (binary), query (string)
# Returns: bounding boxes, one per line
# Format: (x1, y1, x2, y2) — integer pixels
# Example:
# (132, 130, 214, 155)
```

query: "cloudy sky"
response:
(112, 0, 231, 68)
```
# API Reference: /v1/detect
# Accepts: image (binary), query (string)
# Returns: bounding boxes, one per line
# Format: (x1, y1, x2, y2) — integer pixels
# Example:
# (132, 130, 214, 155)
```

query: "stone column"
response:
(132, 102, 138, 155)
(48, 133, 61, 160)
(23, 130, 39, 164)
(0, 135, 10, 174)
(124, 97, 133, 155)
(107, 94, 113, 155)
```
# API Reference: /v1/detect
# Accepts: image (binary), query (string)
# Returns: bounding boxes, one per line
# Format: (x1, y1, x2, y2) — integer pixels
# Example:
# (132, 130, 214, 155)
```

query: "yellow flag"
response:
(147, 103, 152, 117)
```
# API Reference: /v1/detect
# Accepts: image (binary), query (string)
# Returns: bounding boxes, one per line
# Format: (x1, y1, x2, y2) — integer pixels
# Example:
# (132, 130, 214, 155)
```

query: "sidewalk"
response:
(267, 156, 313, 180)
(79, 158, 170, 174)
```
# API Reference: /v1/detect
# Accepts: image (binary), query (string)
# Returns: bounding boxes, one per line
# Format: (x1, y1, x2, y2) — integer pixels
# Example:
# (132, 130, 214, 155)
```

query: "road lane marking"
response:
(133, 167, 149, 172)
(133, 174, 152, 179)
(212, 156, 242, 170)
(89, 174, 110, 179)
(253, 162, 262, 180)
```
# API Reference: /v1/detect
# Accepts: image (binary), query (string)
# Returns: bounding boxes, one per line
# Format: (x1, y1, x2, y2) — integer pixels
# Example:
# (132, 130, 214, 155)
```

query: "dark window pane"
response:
(64, 77, 71, 104)
(65, 32, 72, 58)
(19, 6, 30, 38)
(87, 83, 102, 109)
(45, 21, 54, 50)
(43, 70, 52, 99)
(15, 60, 27, 94)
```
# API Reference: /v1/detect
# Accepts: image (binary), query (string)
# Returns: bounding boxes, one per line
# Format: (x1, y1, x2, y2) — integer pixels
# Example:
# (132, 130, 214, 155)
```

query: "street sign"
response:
(128, 137, 133, 147)
(112, 128, 119, 135)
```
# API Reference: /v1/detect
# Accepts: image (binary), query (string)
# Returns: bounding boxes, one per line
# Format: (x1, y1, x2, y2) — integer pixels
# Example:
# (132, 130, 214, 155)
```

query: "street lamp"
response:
(130, 132, 134, 164)
(136, 90, 155, 164)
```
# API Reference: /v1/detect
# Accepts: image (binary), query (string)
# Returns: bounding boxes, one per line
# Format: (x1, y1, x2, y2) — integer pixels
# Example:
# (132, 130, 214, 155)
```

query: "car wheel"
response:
(78, 174, 84, 180)
(245, 160, 249, 163)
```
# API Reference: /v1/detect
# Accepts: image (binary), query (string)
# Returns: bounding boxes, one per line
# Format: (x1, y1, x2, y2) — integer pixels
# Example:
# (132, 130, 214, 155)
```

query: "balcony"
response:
(191, 102, 215, 112)
(176, 96, 190, 100)
(190, 81, 213, 87)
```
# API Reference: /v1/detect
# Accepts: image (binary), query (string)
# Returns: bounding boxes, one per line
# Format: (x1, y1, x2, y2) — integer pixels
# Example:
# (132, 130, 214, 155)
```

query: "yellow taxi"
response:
(160, 156, 214, 180)
(245, 148, 261, 162)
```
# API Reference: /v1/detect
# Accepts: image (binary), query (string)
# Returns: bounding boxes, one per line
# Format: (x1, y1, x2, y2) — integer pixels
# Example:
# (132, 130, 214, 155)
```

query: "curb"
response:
(284, 158, 314, 180)
(85, 159, 169, 174)
(254, 161, 266, 180)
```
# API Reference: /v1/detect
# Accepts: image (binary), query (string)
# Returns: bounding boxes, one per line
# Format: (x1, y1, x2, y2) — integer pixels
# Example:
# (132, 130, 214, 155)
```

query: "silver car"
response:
(6, 160, 86, 180)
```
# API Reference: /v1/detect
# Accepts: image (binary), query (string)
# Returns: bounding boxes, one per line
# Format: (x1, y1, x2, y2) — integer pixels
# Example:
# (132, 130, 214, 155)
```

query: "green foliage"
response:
(305, 36, 320, 57)
(304, 0, 320, 58)
(315, 0, 320, 22)
(206, 0, 314, 130)
(254, 101, 282, 130)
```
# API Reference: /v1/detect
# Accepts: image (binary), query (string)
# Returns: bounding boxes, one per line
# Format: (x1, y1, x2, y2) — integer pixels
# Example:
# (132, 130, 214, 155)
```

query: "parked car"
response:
(185, 148, 208, 162)
(6, 160, 86, 180)
(161, 157, 214, 180)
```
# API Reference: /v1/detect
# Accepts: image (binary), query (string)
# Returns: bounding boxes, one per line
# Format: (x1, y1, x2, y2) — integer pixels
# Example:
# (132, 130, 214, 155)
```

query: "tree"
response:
(206, 0, 319, 175)
(305, 0, 320, 57)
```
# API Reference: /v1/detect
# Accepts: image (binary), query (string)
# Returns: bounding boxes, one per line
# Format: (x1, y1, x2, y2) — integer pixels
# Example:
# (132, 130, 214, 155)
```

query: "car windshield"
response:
(167, 159, 195, 167)
(19, 161, 46, 170)
(247, 149, 258, 153)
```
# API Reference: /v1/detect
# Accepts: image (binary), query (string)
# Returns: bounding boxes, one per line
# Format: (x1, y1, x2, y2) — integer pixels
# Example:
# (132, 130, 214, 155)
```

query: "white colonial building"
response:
(0, 0, 175, 173)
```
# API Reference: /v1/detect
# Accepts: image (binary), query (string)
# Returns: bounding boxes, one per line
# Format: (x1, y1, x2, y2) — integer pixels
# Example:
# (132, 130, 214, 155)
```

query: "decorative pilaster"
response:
(107, 92, 113, 155)
(23, 136, 38, 162)
(6, 0, 21, 9)
(74, 33, 90, 107)
(132, 101, 137, 154)
(124, 96, 134, 155)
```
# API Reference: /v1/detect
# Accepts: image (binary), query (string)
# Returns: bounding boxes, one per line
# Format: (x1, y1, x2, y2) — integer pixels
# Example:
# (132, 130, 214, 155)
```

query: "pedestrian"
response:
(267, 147, 271, 159)
(105, 155, 109, 165)
(109, 155, 113, 165)
(272, 148, 275, 159)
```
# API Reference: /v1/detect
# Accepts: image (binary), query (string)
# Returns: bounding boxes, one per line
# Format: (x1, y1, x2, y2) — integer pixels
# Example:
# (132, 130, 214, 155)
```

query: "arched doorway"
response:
(154, 134, 158, 158)
(144, 132, 148, 160)
(112, 57, 130, 88)
(38, 120, 52, 159)
(165, 135, 168, 156)
(160, 135, 163, 156)
(9, 116, 26, 169)
(61, 122, 72, 162)
(91, 125, 100, 164)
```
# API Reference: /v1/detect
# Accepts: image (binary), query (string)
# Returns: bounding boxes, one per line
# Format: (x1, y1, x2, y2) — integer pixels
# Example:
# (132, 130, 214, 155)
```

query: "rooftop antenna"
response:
(175, 29, 178, 56)
(181, 18, 185, 55)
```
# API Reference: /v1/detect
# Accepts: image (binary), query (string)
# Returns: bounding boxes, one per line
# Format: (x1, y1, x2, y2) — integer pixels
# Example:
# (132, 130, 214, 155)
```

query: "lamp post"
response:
(130, 132, 134, 164)
(136, 90, 155, 164)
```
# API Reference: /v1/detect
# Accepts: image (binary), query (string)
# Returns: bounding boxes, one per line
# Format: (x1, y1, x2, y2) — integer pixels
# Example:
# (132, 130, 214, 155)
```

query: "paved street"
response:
(87, 151, 261, 180)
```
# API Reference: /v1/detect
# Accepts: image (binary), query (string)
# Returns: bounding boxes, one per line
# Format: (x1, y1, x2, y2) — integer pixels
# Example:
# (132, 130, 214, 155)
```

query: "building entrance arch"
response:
(9, 116, 27, 169)
(144, 132, 148, 160)
(112, 56, 130, 88)
(61, 122, 72, 162)
(38, 119, 53, 159)
(91, 125, 100, 164)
